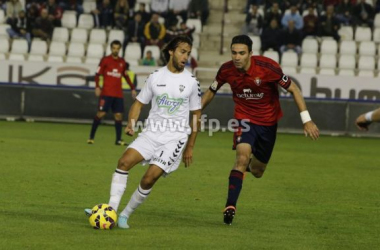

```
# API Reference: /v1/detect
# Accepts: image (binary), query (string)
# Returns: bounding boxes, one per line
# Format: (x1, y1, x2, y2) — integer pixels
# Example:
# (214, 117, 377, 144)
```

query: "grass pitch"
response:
(0, 121, 379, 250)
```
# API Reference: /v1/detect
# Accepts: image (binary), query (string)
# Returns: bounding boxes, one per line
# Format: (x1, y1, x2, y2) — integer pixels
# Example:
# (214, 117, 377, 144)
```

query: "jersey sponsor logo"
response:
(210, 80, 218, 91)
(236, 88, 264, 100)
(254, 77, 261, 86)
(179, 85, 185, 92)
(156, 93, 183, 114)
(106, 69, 122, 78)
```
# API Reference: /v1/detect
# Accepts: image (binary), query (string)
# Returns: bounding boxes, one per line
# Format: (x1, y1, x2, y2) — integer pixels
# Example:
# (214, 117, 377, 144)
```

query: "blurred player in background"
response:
(355, 108, 380, 131)
(202, 35, 319, 225)
(85, 36, 202, 229)
(87, 40, 137, 146)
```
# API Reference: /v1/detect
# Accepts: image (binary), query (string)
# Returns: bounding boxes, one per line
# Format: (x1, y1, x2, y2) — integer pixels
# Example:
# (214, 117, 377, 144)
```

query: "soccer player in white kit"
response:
(85, 36, 202, 229)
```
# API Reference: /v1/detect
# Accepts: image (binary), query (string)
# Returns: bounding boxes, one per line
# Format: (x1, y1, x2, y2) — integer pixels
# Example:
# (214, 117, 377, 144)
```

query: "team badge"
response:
(179, 85, 185, 92)
(210, 80, 218, 90)
(119, 63, 123, 67)
(254, 77, 261, 86)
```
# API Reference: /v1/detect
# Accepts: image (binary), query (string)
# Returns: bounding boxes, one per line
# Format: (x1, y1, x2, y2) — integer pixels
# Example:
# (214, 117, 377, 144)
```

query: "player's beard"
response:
(172, 55, 184, 72)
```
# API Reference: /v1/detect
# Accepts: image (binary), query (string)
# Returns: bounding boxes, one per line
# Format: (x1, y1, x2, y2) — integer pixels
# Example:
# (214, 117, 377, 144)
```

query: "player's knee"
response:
(140, 174, 158, 189)
(114, 113, 123, 121)
(236, 154, 251, 167)
(251, 167, 265, 178)
(117, 157, 134, 171)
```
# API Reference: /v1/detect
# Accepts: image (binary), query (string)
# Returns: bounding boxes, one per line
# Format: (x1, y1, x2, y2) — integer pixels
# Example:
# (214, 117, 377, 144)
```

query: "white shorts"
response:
(127, 130, 188, 174)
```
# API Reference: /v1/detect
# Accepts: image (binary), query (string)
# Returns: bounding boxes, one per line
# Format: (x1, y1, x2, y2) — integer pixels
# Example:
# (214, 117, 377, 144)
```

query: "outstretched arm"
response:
(287, 81, 319, 140)
(183, 109, 202, 168)
(125, 100, 144, 136)
(355, 108, 380, 131)
(201, 89, 216, 110)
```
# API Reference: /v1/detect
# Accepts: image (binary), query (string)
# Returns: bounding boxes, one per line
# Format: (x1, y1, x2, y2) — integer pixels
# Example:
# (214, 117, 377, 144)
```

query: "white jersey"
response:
(136, 66, 201, 134)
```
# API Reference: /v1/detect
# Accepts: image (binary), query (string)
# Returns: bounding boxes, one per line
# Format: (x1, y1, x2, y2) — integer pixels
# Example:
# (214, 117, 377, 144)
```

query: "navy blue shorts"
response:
(98, 96, 124, 113)
(232, 121, 277, 164)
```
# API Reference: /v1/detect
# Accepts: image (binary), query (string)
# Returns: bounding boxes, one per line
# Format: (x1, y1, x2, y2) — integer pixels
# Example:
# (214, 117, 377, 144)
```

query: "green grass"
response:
(0, 121, 379, 250)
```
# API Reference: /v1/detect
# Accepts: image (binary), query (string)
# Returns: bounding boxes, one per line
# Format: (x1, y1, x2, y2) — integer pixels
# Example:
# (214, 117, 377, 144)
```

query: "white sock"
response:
(108, 169, 128, 212)
(120, 184, 151, 218)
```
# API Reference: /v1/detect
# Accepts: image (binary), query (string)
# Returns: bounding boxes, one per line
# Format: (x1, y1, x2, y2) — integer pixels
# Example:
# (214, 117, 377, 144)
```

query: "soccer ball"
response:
(89, 204, 118, 230)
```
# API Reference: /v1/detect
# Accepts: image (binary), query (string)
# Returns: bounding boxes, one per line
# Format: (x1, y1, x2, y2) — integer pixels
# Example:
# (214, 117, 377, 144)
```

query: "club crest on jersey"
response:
(156, 93, 183, 114)
(254, 77, 261, 86)
(179, 85, 185, 92)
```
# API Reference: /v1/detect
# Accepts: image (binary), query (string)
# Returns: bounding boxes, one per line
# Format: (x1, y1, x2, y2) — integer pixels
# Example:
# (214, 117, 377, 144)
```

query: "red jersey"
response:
(210, 56, 290, 126)
(95, 55, 135, 98)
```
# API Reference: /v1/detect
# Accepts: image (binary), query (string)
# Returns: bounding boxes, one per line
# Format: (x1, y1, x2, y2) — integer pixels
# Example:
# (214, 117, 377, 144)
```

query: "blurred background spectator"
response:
(144, 13, 166, 48)
(303, 6, 318, 38)
(6, 0, 23, 23)
(40, 0, 63, 27)
(114, 0, 129, 30)
(353, 0, 374, 27)
(242, 4, 263, 35)
(7, 10, 31, 49)
(188, 0, 209, 25)
(135, 2, 150, 24)
(280, 19, 302, 55)
(281, 5, 303, 30)
(336, 0, 354, 26)
(93, 0, 114, 28)
(260, 18, 281, 53)
(32, 8, 54, 41)
(168, 0, 190, 26)
(318, 5, 340, 41)
(140, 50, 157, 66)
(150, 0, 169, 18)
(264, 2, 282, 27)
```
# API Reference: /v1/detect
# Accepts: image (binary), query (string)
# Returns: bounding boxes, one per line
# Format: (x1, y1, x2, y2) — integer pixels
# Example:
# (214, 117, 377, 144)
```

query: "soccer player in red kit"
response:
(88, 40, 137, 145)
(202, 35, 320, 225)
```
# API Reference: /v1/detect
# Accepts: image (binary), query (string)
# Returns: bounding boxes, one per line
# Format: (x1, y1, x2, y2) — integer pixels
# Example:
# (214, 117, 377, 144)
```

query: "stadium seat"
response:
(263, 50, 279, 63)
(281, 51, 298, 67)
(281, 66, 297, 75)
(320, 39, 338, 54)
(374, 13, 380, 28)
(299, 67, 316, 74)
(86, 43, 104, 58)
(338, 55, 356, 69)
(106, 42, 122, 57)
(49, 41, 66, 56)
(108, 29, 125, 44)
(319, 54, 336, 69)
(78, 14, 94, 29)
(68, 43, 85, 57)
(302, 38, 319, 53)
(8, 53, 25, 61)
(339, 40, 357, 55)
(143, 45, 160, 60)
(84, 57, 100, 64)
(125, 43, 142, 60)
(358, 56, 375, 70)
(0, 37, 9, 53)
(357, 70, 375, 77)
(30, 40, 47, 55)
(61, 12, 77, 28)
(252, 50, 260, 55)
(0, 24, 11, 38)
(300, 53, 317, 68)
(250, 35, 261, 51)
(319, 68, 335, 76)
(0, 53, 6, 60)
(355, 27, 371, 42)
(11, 39, 28, 54)
(66, 56, 83, 63)
(83, 1, 97, 13)
(186, 19, 202, 33)
(0, 9, 5, 24)
(338, 69, 355, 76)
(358, 41, 376, 56)
(89, 29, 107, 44)
(71, 28, 88, 43)
(373, 28, 380, 43)
(28, 55, 45, 62)
(47, 55, 64, 62)
(338, 26, 353, 40)
(52, 27, 69, 42)
(128, 59, 139, 66)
